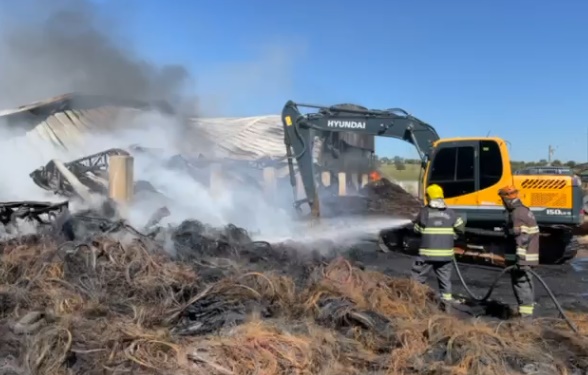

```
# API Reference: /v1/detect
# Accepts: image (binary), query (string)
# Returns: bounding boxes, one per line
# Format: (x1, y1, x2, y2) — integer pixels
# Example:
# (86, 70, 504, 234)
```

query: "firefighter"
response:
(411, 184, 465, 310)
(498, 185, 539, 320)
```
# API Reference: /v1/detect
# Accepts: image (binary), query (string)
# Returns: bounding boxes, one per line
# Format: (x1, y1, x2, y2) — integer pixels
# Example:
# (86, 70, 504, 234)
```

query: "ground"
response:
(379, 163, 421, 181)
(354, 240, 588, 320)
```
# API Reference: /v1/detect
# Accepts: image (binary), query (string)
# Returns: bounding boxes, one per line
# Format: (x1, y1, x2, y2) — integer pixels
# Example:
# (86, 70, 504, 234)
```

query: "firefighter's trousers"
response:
(411, 257, 453, 301)
(511, 266, 535, 316)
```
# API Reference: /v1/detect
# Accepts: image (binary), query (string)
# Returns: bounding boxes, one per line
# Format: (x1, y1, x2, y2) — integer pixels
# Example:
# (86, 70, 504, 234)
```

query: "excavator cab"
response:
(423, 137, 584, 227)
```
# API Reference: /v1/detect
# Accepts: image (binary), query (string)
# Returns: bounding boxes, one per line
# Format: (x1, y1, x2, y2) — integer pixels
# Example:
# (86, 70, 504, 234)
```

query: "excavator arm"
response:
(282, 100, 440, 216)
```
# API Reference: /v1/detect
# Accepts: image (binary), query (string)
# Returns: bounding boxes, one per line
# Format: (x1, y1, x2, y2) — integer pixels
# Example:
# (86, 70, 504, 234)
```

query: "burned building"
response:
(0, 94, 376, 203)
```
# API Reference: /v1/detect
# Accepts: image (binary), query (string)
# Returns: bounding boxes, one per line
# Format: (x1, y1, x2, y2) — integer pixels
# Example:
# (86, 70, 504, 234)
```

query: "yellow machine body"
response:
(421, 137, 582, 224)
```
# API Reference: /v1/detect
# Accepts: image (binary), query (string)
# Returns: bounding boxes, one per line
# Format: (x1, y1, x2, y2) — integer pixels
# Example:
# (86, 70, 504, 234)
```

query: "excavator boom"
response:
(282, 100, 440, 215)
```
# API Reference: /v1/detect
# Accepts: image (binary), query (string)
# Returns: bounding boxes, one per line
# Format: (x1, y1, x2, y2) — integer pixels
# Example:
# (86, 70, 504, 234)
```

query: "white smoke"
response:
(0, 109, 408, 245)
(0, 0, 407, 246)
(0, 109, 297, 235)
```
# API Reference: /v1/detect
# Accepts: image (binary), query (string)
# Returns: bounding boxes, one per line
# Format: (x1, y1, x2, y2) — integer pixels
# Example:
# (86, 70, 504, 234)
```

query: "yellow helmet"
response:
(426, 184, 444, 200)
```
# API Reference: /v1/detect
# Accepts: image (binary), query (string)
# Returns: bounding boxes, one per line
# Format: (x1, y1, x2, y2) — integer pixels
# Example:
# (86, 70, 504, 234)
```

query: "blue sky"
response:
(102, 1, 586, 161)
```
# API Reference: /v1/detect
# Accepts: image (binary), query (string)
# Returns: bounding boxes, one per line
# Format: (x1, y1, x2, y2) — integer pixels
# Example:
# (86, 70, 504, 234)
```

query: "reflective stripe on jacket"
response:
(413, 204, 465, 262)
(505, 203, 540, 266)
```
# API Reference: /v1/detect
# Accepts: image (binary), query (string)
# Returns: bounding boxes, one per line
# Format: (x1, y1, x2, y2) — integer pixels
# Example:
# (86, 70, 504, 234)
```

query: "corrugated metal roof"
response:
(1, 106, 143, 154)
(189, 116, 283, 159)
(0, 95, 315, 171)
(189, 115, 322, 162)
(0, 94, 174, 156)
(0, 93, 73, 117)
(0, 93, 171, 118)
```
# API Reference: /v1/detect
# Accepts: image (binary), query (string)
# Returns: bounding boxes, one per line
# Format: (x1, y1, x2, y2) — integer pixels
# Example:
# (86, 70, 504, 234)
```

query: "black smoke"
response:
(0, 0, 195, 110)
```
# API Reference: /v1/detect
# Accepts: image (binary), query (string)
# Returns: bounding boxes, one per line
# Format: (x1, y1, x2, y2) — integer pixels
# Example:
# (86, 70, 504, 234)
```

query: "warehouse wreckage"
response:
(0, 93, 377, 240)
(0, 147, 296, 239)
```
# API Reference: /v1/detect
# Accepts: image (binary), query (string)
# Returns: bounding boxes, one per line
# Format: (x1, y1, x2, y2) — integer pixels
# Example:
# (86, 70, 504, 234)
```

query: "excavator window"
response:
(428, 146, 476, 198)
(479, 140, 503, 189)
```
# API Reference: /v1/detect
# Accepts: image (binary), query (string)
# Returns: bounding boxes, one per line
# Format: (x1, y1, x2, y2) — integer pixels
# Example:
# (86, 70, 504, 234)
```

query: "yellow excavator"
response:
(281, 100, 584, 266)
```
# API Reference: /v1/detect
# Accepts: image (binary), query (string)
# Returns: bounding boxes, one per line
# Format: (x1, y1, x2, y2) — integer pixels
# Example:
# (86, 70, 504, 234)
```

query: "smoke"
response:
(195, 43, 305, 116)
(0, 108, 299, 238)
(0, 0, 304, 241)
(0, 0, 405, 247)
(0, 0, 194, 111)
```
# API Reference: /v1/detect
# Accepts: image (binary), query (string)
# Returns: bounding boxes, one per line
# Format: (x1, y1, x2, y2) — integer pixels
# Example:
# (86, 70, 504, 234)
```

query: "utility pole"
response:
(548, 145, 555, 166)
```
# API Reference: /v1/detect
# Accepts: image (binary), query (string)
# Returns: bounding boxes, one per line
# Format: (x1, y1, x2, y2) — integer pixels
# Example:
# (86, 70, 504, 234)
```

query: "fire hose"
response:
(451, 257, 580, 334)
(383, 225, 580, 333)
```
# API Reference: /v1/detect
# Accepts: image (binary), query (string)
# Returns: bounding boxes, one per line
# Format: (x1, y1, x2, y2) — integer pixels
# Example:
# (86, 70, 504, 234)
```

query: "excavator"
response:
(281, 100, 585, 266)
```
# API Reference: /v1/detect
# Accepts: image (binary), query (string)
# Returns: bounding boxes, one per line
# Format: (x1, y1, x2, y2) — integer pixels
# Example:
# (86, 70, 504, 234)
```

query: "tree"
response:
(393, 156, 406, 170)
(510, 161, 526, 172)
(552, 160, 562, 166)
(565, 160, 577, 168)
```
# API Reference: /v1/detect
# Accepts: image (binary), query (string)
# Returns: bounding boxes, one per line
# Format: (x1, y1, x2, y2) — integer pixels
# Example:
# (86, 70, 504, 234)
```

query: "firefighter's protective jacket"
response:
(413, 199, 465, 262)
(504, 201, 540, 266)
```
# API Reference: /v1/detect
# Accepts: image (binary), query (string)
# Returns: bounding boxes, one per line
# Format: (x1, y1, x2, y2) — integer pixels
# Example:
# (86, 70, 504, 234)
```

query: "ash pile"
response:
(0, 212, 587, 375)
(320, 178, 423, 220)
(362, 178, 422, 218)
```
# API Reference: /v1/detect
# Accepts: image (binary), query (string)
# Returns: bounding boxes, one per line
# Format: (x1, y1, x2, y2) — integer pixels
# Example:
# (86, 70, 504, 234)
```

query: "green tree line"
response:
(378, 156, 583, 172)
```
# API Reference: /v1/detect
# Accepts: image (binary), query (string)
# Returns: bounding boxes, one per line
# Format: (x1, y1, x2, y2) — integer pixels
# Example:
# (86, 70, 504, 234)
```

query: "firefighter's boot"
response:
(440, 293, 454, 313)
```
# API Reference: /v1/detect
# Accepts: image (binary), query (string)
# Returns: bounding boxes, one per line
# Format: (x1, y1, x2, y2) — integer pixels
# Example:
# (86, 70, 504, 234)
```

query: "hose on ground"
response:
(452, 256, 580, 334)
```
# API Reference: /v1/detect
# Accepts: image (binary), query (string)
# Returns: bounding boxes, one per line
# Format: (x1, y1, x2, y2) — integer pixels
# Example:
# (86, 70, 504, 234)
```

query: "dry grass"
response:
(379, 164, 421, 182)
(0, 229, 587, 375)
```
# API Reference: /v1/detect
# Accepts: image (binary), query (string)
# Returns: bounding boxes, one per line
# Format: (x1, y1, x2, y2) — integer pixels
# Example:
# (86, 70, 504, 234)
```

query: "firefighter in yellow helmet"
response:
(411, 184, 465, 312)
(498, 185, 539, 320)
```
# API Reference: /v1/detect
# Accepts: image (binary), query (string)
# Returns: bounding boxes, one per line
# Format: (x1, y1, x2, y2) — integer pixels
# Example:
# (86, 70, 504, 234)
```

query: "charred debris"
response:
(3, 146, 294, 241)
(28, 147, 288, 202)
(6, 146, 420, 244)
(1, 198, 588, 374)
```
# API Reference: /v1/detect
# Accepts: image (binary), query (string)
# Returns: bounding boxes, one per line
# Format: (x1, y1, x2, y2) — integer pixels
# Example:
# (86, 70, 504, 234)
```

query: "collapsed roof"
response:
(0, 93, 306, 163)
